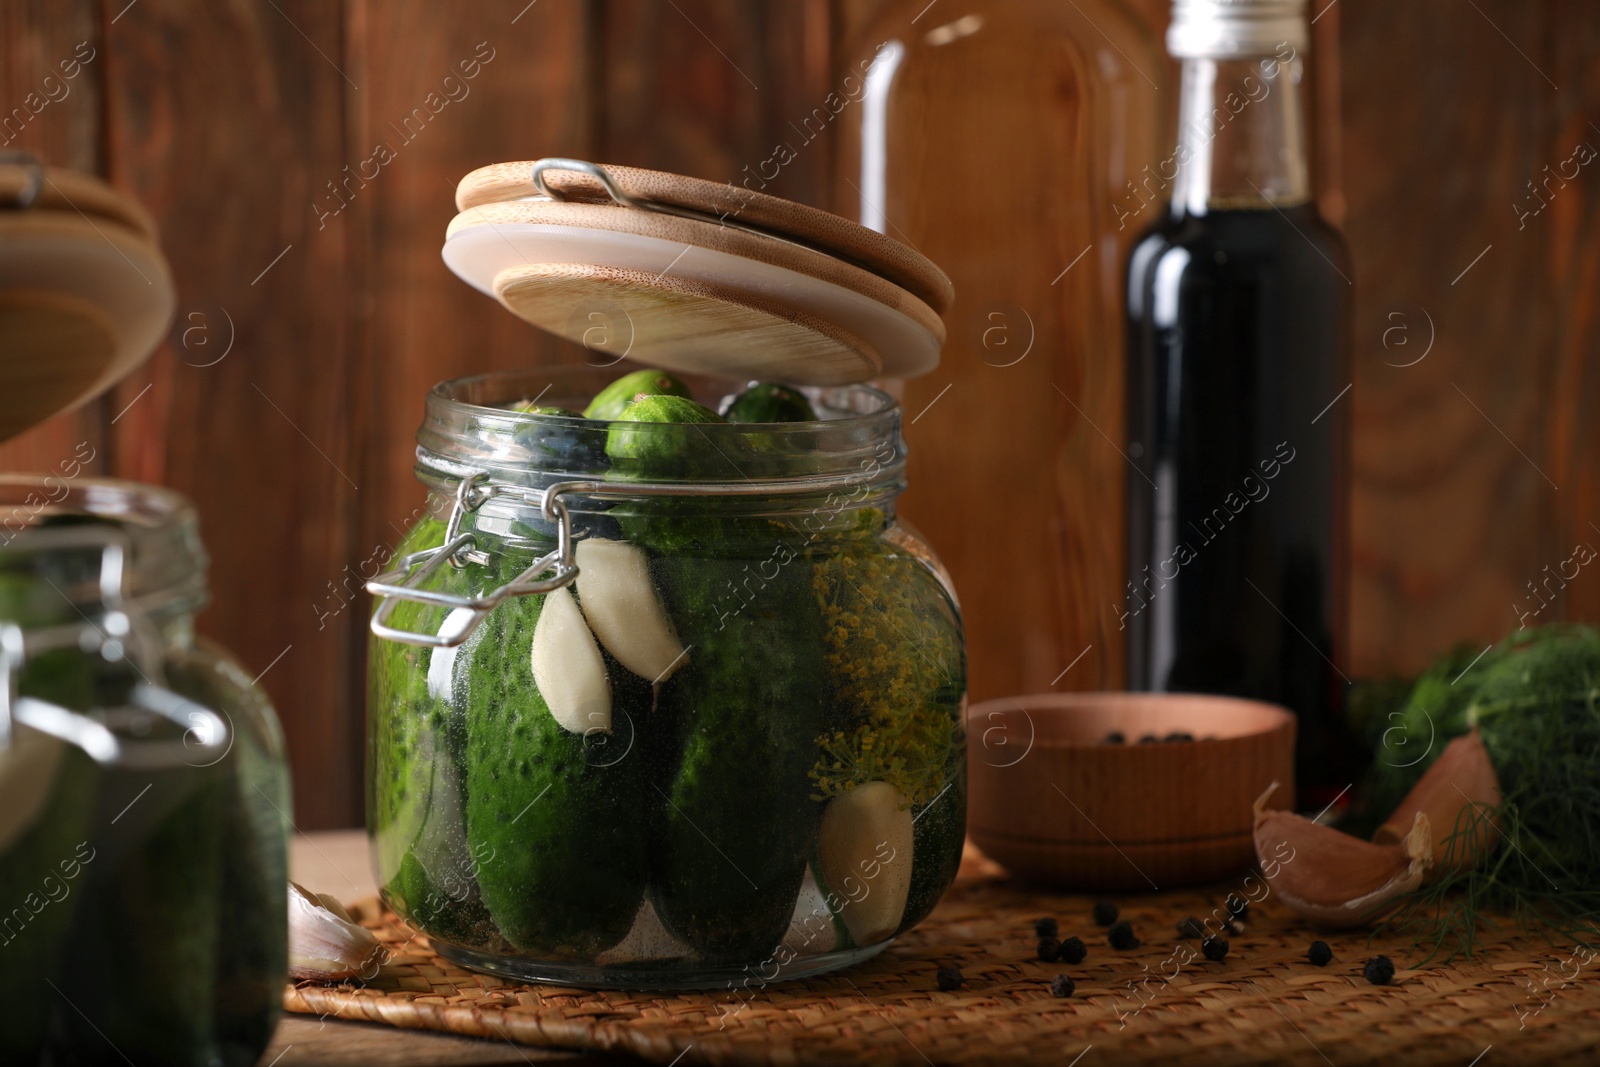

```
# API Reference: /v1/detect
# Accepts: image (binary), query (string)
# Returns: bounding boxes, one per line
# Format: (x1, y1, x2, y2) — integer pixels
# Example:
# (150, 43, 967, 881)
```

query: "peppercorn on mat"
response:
(284, 844, 1600, 1066)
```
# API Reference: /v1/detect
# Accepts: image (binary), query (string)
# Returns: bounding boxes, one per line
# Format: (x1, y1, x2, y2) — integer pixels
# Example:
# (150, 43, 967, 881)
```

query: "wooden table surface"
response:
(272, 831, 618, 1066)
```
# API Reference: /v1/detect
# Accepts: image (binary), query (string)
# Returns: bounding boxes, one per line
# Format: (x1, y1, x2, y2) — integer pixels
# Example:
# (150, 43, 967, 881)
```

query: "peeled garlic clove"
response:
(1376, 729, 1501, 874)
(288, 881, 385, 981)
(531, 585, 612, 734)
(817, 781, 915, 945)
(1253, 782, 1432, 927)
(573, 538, 687, 683)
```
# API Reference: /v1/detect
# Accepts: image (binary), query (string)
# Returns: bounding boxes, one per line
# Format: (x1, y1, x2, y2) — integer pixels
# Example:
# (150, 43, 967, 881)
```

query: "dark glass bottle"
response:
(1124, 4, 1358, 804)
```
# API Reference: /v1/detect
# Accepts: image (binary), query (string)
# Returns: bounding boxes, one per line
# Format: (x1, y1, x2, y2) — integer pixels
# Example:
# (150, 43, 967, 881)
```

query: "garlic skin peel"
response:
(1253, 782, 1433, 927)
(288, 881, 385, 981)
(1376, 729, 1502, 874)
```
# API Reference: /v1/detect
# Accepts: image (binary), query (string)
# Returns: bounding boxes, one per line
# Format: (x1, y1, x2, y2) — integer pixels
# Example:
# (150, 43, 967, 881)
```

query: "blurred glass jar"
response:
(365, 367, 966, 989)
(834, 0, 1163, 698)
(0, 475, 289, 1067)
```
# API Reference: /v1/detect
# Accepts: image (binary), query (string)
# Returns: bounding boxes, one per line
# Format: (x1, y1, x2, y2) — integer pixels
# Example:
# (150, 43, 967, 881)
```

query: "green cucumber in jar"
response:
(369, 517, 496, 947)
(601, 396, 829, 963)
(51, 757, 228, 1063)
(722, 382, 817, 424)
(646, 548, 828, 963)
(165, 649, 290, 1061)
(584, 368, 692, 421)
(460, 547, 651, 957)
(0, 732, 97, 1063)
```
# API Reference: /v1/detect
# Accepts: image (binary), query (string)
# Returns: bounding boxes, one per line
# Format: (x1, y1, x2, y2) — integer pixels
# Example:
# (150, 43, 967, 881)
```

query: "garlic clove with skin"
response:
(1253, 782, 1433, 928)
(288, 881, 385, 981)
(1375, 729, 1502, 875)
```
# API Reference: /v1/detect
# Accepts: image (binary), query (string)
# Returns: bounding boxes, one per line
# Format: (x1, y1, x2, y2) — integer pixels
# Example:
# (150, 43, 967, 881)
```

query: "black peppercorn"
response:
(1050, 974, 1076, 998)
(1104, 731, 1126, 744)
(1307, 941, 1333, 967)
(1108, 920, 1139, 950)
(1037, 936, 1062, 962)
(1164, 731, 1195, 743)
(1059, 936, 1087, 964)
(1138, 734, 1160, 744)
(1364, 956, 1395, 986)
(1035, 917, 1059, 940)
(1201, 936, 1229, 962)
(936, 966, 964, 991)
(1093, 900, 1119, 926)
(1225, 895, 1250, 923)
(1176, 916, 1205, 939)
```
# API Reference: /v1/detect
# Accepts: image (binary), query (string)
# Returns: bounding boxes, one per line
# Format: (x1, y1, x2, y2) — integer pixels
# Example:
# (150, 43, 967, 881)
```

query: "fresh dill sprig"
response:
(806, 542, 964, 808)
(1363, 625, 1600, 960)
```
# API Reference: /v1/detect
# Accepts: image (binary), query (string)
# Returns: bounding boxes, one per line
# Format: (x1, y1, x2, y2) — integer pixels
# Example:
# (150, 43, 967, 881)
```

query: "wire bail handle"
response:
(365, 471, 579, 650)
(528, 157, 820, 258)
(0, 525, 231, 768)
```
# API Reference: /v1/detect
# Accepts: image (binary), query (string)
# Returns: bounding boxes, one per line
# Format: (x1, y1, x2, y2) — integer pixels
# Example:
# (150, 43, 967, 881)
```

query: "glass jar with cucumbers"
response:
(365, 365, 967, 988)
(0, 476, 290, 1066)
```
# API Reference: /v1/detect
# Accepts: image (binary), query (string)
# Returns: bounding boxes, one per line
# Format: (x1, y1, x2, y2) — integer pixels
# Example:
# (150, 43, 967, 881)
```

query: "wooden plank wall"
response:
(2, 0, 1597, 828)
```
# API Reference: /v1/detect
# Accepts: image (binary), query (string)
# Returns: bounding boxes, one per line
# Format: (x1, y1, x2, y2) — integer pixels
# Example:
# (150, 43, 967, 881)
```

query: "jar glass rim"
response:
(0, 475, 208, 622)
(414, 366, 907, 495)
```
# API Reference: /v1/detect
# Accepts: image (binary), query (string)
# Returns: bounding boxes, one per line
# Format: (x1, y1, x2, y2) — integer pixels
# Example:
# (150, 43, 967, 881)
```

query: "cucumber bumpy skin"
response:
(369, 518, 497, 948)
(602, 397, 828, 964)
(460, 548, 651, 958)
(722, 382, 817, 424)
(584, 368, 693, 421)
(646, 546, 828, 963)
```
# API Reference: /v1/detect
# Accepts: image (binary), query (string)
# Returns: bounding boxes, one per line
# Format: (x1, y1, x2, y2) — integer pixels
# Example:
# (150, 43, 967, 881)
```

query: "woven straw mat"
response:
(283, 844, 1600, 1066)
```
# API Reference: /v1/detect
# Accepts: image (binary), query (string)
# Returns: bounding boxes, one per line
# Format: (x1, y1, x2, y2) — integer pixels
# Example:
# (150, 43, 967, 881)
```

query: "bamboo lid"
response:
(444, 158, 950, 386)
(0, 156, 174, 443)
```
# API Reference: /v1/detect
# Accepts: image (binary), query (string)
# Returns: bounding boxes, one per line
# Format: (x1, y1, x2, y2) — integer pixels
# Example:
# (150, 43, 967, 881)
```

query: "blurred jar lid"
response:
(444, 158, 952, 387)
(0, 153, 175, 443)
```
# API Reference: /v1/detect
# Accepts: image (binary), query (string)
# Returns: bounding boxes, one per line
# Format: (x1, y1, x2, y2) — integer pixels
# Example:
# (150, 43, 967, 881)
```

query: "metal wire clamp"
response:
(0, 525, 231, 768)
(366, 463, 892, 649)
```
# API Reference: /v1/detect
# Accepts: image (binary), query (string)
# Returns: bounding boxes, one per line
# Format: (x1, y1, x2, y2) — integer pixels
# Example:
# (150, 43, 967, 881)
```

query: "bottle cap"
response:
(1167, 0, 1308, 60)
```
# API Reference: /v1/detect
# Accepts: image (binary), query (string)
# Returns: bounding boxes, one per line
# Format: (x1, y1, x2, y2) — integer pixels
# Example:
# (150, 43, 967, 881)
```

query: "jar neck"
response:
(1171, 46, 1310, 215)
(0, 477, 209, 637)
(413, 368, 908, 540)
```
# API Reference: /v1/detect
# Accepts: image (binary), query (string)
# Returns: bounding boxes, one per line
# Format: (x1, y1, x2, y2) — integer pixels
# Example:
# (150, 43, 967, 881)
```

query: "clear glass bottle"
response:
(834, 0, 1163, 697)
(365, 367, 966, 990)
(1124, 0, 1357, 802)
(0, 476, 290, 1066)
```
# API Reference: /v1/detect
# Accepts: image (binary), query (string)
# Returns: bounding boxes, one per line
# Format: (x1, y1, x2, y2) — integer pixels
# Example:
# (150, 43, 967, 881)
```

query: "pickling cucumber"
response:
(646, 546, 829, 963)
(584, 368, 692, 421)
(369, 518, 496, 947)
(722, 382, 817, 423)
(460, 547, 650, 957)
(0, 724, 96, 1065)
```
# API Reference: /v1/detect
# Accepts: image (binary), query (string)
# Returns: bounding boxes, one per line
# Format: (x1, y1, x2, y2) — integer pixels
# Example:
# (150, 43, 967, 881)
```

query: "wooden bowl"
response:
(966, 692, 1296, 891)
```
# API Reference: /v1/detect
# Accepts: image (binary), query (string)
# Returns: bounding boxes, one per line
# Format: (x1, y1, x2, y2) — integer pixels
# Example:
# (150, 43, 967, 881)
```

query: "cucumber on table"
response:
(460, 548, 651, 957)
